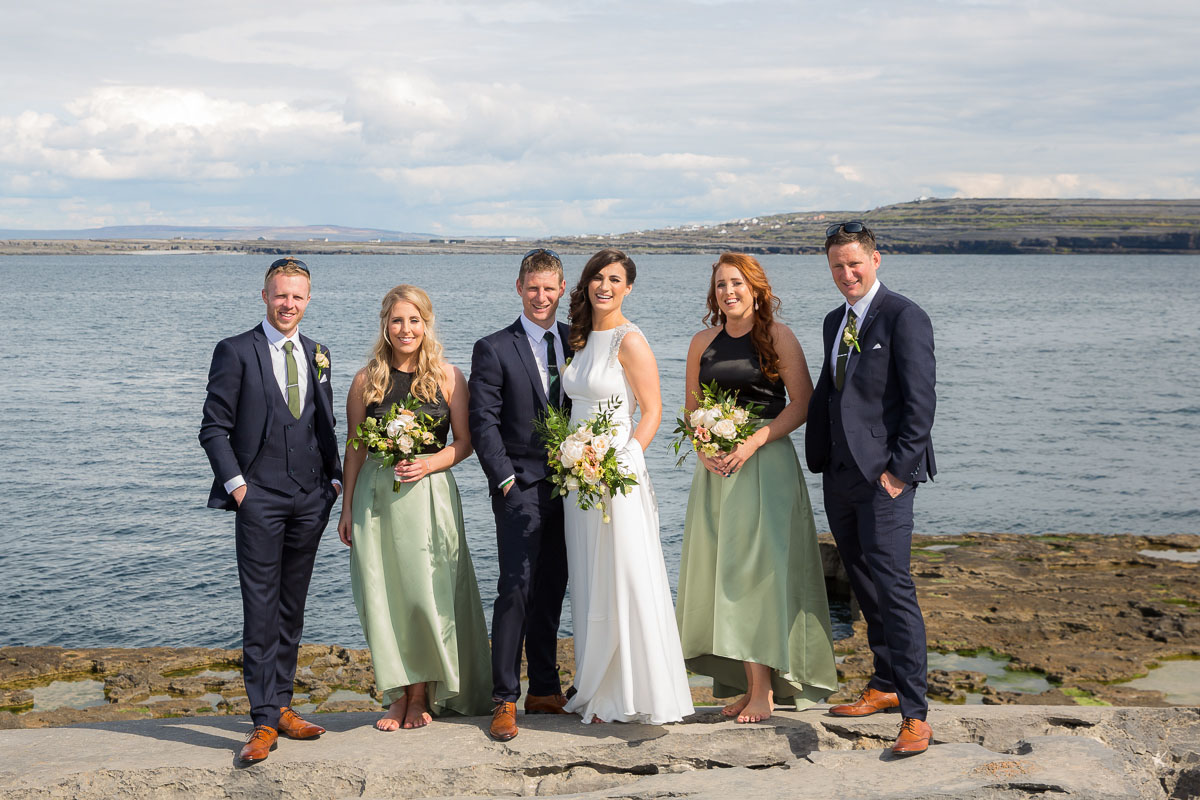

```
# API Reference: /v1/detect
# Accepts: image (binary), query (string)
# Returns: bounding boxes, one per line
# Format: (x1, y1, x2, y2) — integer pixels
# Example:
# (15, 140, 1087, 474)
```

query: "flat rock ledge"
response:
(1, 705, 1197, 800)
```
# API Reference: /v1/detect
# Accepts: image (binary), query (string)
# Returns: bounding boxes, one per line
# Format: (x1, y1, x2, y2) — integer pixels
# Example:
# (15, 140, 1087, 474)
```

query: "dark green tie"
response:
(835, 309, 857, 392)
(544, 330, 561, 407)
(283, 341, 301, 418)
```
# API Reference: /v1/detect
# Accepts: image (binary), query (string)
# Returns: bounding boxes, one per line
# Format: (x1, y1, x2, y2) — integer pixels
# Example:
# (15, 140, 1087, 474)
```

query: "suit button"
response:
(309, 446, 315, 452)
(289, 448, 294, 453)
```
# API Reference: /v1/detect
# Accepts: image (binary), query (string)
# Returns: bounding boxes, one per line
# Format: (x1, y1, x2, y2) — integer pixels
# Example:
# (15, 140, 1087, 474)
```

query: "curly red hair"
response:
(704, 253, 782, 382)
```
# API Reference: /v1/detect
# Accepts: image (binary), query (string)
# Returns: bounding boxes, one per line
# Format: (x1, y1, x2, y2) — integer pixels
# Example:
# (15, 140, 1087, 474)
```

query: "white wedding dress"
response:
(560, 323, 695, 724)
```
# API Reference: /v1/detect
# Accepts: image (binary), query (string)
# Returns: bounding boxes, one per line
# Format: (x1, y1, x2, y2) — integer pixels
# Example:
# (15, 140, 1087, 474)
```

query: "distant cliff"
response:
(2, 198, 1198, 255)
(543, 198, 1200, 255)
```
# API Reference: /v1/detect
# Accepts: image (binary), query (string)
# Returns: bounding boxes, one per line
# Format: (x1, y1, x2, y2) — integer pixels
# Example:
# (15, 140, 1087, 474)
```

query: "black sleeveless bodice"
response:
(697, 328, 787, 419)
(365, 369, 451, 454)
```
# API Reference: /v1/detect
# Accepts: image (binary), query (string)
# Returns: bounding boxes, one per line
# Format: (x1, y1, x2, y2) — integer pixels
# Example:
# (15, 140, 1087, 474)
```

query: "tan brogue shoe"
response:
(278, 706, 325, 739)
(238, 725, 278, 764)
(828, 687, 900, 717)
(891, 717, 932, 756)
(490, 701, 519, 741)
(524, 693, 569, 715)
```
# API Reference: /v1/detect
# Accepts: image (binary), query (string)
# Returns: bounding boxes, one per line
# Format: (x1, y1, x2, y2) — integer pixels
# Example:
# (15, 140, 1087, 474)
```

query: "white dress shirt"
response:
(830, 278, 882, 374)
(520, 313, 566, 402)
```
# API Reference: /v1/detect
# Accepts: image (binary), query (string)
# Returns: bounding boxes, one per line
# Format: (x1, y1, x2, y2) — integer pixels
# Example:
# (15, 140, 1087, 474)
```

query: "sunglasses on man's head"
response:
(266, 257, 310, 275)
(522, 248, 561, 262)
(825, 221, 868, 238)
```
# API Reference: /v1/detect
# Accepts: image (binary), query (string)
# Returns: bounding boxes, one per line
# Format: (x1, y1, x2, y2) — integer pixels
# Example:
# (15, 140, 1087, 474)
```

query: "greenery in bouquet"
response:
(535, 398, 639, 523)
(349, 396, 442, 491)
(671, 380, 764, 466)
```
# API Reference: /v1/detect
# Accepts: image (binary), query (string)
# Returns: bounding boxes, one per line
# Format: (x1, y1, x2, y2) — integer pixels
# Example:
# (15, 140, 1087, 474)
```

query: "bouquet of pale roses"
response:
(671, 381, 764, 466)
(535, 398, 638, 523)
(349, 396, 442, 491)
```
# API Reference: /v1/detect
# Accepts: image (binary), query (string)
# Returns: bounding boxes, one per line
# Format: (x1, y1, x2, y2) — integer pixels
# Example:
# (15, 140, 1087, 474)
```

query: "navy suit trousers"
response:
(489, 481, 567, 701)
(235, 481, 334, 728)
(823, 465, 928, 720)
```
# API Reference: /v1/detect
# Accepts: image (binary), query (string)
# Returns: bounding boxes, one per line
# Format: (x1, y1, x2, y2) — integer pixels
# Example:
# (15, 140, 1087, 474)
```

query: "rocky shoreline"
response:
(1, 532, 1197, 728)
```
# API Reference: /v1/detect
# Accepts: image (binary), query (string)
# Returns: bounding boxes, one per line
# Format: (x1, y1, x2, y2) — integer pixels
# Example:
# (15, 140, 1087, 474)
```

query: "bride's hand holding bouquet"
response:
(535, 398, 638, 524)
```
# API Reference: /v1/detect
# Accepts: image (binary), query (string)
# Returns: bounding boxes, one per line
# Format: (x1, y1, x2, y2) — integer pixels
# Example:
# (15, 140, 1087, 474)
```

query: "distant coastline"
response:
(3, 197, 1198, 256)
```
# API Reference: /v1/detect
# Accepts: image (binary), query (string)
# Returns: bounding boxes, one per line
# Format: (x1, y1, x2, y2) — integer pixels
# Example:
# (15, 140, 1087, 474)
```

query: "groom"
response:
(806, 223, 937, 757)
(469, 248, 572, 741)
(199, 257, 342, 763)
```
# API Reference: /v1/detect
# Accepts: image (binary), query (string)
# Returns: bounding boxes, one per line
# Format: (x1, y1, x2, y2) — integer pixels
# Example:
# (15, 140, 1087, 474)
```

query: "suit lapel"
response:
(511, 319, 549, 409)
(558, 321, 573, 359)
(251, 326, 277, 431)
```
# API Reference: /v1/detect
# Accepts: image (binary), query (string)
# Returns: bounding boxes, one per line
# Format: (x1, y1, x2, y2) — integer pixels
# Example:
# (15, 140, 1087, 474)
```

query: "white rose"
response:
(397, 410, 417, 430)
(591, 433, 612, 455)
(700, 407, 720, 428)
(385, 418, 404, 437)
(730, 406, 749, 424)
(570, 426, 591, 443)
(564, 475, 581, 492)
(689, 408, 707, 429)
(581, 464, 601, 485)
(712, 418, 738, 440)
(397, 434, 414, 453)
(559, 438, 586, 468)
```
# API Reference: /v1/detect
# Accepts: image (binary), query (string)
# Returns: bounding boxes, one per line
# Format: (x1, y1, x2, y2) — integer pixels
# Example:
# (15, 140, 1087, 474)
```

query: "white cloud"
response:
(0, 0, 1197, 233)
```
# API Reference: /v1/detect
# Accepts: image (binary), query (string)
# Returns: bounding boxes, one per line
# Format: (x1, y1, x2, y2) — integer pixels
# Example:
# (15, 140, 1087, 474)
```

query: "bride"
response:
(559, 248, 694, 724)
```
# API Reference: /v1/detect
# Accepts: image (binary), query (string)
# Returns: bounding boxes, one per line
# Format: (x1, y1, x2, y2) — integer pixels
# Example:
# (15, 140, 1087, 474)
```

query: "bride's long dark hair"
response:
(567, 248, 637, 351)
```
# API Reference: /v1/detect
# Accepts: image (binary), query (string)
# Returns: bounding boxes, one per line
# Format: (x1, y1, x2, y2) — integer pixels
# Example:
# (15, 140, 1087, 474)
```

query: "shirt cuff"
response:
(223, 475, 246, 494)
(498, 475, 515, 490)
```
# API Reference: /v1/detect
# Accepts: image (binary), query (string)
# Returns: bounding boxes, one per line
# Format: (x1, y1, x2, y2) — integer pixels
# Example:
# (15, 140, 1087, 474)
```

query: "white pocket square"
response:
(319, 374, 330, 383)
(872, 343, 882, 350)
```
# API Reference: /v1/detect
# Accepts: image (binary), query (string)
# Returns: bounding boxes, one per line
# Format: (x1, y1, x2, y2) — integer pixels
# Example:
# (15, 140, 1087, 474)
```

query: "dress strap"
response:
(607, 323, 643, 368)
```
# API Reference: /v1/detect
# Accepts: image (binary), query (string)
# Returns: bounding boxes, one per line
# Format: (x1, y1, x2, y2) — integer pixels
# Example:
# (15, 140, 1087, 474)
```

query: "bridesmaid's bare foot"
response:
(375, 698, 407, 731)
(736, 690, 773, 724)
(403, 684, 433, 729)
(721, 693, 750, 718)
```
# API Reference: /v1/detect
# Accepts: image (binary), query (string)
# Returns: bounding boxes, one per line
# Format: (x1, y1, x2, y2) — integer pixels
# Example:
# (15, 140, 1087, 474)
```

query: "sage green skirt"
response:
(350, 458, 492, 716)
(675, 437, 838, 706)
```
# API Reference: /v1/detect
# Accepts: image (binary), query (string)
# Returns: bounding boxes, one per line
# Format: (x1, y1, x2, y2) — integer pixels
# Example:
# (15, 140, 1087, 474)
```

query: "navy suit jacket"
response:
(806, 283, 937, 484)
(468, 318, 572, 496)
(199, 325, 343, 510)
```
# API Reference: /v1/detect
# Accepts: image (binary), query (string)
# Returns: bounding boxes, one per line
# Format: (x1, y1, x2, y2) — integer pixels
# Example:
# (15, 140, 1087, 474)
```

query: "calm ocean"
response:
(1, 253, 1197, 649)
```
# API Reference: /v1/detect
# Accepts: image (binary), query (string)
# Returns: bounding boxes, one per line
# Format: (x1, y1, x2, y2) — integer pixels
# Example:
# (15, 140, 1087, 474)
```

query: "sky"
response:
(1, 0, 1197, 235)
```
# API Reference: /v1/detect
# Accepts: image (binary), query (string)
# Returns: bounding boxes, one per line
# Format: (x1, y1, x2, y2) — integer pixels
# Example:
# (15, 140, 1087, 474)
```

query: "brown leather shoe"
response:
(490, 701, 518, 741)
(828, 687, 900, 717)
(524, 693, 569, 715)
(238, 725, 278, 763)
(891, 717, 932, 756)
(278, 706, 325, 739)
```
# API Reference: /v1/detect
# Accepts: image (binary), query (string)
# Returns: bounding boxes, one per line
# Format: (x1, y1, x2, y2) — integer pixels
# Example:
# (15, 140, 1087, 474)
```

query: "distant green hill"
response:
(541, 198, 1200, 255)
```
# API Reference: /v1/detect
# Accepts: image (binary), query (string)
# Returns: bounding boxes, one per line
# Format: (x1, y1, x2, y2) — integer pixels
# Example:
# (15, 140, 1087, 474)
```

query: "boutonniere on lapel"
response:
(313, 344, 330, 379)
(563, 356, 573, 369)
(842, 325, 862, 353)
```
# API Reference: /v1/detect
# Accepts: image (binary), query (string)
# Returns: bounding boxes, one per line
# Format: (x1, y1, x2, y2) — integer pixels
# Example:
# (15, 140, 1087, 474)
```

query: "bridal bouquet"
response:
(671, 381, 764, 466)
(535, 399, 638, 523)
(350, 397, 442, 491)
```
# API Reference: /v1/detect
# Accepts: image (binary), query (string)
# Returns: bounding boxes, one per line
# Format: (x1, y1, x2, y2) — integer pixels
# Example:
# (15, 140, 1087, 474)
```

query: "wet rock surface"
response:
(1, 533, 1196, 729)
(0, 706, 1197, 799)
(829, 532, 1200, 707)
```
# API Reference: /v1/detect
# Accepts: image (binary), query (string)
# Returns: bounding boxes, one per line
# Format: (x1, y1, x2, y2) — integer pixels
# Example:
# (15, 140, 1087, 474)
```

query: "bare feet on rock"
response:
(721, 693, 751, 718)
(736, 690, 773, 724)
(375, 697, 407, 731)
(403, 683, 433, 729)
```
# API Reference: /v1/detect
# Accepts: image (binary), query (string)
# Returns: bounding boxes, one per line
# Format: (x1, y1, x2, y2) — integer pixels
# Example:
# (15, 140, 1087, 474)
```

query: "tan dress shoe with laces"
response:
(238, 725, 278, 763)
(278, 706, 325, 739)
(891, 717, 932, 756)
(828, 687, 900, 717)
(490, 701, 519, 741)
(524, 693, 569, 714)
